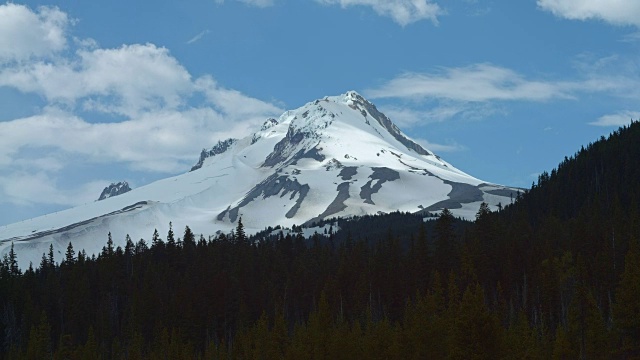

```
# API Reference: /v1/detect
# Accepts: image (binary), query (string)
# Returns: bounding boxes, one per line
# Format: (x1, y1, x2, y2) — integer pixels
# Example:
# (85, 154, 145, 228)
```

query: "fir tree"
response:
(124, 234, 135, 256)
(8, 242, 19, 275)
(167, 222, 176, 248)
(183, 226, 195, 248)
(613, 237, 640, 357)
(64, 242, 75, 266)
(434, 208, 457, 276)
(236, 217, 246, 243)
(48, 243, 55, 267)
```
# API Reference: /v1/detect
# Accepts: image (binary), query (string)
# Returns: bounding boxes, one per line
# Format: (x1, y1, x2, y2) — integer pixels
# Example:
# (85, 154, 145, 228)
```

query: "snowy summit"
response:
(0, 92, 517, 268)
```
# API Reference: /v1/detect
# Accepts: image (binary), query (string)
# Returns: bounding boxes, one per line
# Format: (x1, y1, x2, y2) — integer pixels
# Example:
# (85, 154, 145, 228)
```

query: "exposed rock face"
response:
(347, 92, 432, 157)
(191, 138, 238, 171)
(98, 182, 132, 201)
(217, 174, 311, 222)
(359, 167, 401, 205)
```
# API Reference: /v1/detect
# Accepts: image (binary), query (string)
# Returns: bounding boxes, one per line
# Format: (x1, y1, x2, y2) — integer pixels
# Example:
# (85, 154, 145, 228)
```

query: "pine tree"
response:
(434, 208, 457, 276)
(48, 243, 55, 267)
(102, 232, 115, 257)
(135, 239, 148, 254)
(167, 222, 176, 248)
(151, 229, 163, 248)
(613, 237, 640, 357)
(8, 242, 19, 275)
(64, 242, 75, 266)
(40, 252, 49, 271)
(183, 226, 195, 247)
(124, 234, 134, 256)
(567, 283, 609, 359)
(450, 283, 501, 360)
(475, 202, 491, 221)
(26, 311, 52, 359)
(236, 217, 246, 243)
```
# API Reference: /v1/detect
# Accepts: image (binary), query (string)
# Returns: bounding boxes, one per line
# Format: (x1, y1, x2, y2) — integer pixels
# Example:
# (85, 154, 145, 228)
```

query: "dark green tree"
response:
(64, 242, 75, 266)
(236, 217, 246, 243)
(434, 208, 458, 276)
(613, 237, 640, 357)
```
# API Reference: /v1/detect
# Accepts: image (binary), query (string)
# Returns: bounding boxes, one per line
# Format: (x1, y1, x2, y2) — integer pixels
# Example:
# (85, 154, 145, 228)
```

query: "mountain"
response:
(0, 91, 517, 268)
(97, 181, 132, 201)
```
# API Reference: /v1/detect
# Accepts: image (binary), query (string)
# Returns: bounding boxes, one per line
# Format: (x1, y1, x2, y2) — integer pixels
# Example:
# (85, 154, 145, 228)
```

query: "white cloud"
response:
(366, 62, 640, 105)
(0, 171, 111, 207)
(0, 102, 281, 175)
(0, 43, 194, 117)
(589, 111, 640, 126)
(366, 64, 574, 102)
(537, 0, 640, 27)
(316, 0, 442, 26)
(0, 4, 284, 211)
(0, 3, 70, 63)
(195, 76, 282, 117)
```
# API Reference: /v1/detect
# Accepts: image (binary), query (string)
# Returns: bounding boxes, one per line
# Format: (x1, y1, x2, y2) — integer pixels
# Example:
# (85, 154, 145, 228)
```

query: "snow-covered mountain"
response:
(0, 91, 517, 268)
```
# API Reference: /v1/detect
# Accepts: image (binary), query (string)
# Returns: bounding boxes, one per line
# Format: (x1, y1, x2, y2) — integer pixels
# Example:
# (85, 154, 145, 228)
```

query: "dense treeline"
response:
(0, 122, 639, 359)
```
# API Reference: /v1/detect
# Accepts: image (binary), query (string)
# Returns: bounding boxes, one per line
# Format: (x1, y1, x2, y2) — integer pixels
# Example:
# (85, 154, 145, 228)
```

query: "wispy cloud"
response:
(366, 64, 575, 102)
(414, 138, 465, 153)
(315, 0, 443, 26)
(381, 103, 499, 126)
(239, 0, 275, 7)
(215, 0, 275, 7)
(589, 111, 640, 127)
(367, 62, 638, 103)
(620, 32, 640, 42)
(187, 30, 210, 45)
(537, 0, 640, 27)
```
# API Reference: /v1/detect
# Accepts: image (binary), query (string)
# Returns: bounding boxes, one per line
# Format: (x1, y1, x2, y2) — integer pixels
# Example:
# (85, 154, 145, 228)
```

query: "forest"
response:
(1, 121, 639, 359)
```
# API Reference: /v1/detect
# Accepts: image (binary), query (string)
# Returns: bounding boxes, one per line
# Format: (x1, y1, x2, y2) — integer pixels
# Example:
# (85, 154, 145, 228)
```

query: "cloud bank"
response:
(0, 3, 283, 209)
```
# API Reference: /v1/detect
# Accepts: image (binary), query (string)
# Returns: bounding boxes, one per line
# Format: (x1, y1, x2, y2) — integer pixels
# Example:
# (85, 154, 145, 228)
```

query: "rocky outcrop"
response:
(98, 182, 132, 201)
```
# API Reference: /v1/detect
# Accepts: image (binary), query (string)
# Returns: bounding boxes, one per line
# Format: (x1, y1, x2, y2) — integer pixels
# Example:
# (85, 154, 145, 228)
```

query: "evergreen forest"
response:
(1, 122, 640, 359)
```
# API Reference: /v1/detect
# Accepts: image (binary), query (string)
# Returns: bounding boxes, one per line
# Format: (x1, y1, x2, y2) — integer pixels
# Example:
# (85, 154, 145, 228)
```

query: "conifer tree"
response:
(434, 209, 457, 276)
(236, 217, 246, 243)
(64, 242, 75, 266)
(102, 232, 115, 257)
(26, 311, 52, 359)
(183, 226, 195, 247)
(613, 237, 640, 356)
(167, 222, 176, 248)
(8, 242, 19, 275)
(40, 252, 49, 271)
(48, 243, 55, 267)
(151, 229, 163, 248)
(124, 234, 134, 256)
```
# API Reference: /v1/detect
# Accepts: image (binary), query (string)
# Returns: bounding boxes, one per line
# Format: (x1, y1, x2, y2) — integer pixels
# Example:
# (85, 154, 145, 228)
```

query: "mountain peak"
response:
(98, 181, 131, 201)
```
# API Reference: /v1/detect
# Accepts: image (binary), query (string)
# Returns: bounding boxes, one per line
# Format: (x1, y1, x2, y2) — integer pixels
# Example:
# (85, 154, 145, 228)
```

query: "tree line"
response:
(1, 121, 639, 359)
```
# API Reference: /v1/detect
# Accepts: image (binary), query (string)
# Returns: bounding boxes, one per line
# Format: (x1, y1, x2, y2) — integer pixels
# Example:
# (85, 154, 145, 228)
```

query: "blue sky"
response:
(1, 0, 639, 226)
